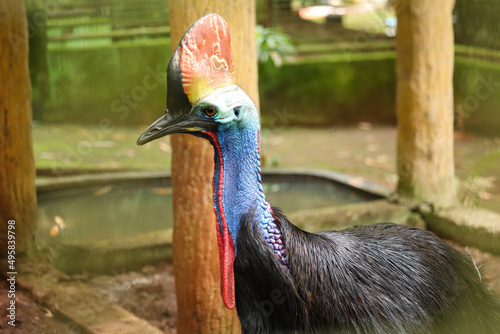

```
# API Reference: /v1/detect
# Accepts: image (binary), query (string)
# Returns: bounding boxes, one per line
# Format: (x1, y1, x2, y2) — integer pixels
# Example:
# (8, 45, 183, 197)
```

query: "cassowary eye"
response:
(203, 107, 217, 117)
(234, 107, 240, 118)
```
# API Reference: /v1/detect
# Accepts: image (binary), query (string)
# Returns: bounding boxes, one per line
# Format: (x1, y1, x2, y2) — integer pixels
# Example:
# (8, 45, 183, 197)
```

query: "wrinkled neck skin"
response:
(203, 86, 288, 267)
(216, 125, 271, 244)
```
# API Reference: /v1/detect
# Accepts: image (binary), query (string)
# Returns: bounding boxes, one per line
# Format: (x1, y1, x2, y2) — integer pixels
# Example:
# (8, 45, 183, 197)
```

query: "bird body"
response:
(236, 211, 500, 333)
(138, 13, 500, 333)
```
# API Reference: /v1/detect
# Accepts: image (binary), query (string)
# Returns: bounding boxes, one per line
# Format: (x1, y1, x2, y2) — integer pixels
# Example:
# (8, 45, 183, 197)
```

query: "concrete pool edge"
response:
(422, 207, 500, 256)
(36, 168, 392, 198)
(36, 170, 173, 195)
(261, 168, 392, 198)
(35, 169, 500, 274)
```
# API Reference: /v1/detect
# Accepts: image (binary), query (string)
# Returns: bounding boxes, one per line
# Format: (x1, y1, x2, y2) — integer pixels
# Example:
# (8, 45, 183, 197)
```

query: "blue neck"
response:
(213, 126, 271, 245)
(208, 125, 288, 266)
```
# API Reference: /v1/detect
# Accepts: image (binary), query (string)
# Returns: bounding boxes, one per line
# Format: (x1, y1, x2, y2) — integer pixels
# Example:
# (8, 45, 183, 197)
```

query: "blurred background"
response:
(1, 0, 500, 333)
(30, 0, 500, 210)
(28, 0, 500, 130)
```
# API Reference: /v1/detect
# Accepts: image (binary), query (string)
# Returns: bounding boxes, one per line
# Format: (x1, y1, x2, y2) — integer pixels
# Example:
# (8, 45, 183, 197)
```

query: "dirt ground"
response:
(0, 280, 81, 334)
(0, 261, 177, 334)
(34, 125, 500, 214)
(2, 245, 500, 333)
(88, 261, 177, 333)
(260, 127, 500, 214)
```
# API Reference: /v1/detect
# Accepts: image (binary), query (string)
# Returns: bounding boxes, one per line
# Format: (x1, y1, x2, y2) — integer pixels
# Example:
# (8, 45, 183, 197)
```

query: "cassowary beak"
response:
(137, 12, 235, 146)
(137, 111, 201, 145)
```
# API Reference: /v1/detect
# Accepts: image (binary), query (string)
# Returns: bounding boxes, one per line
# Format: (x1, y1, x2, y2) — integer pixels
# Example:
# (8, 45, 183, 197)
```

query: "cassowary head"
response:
(137, 13, 259, 146)
(138, 13, 264, 309)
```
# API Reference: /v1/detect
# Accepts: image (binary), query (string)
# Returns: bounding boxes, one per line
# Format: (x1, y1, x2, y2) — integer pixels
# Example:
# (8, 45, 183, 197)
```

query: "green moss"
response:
(259, 56, 397, 127)
(38, 40, 500, 137)
(296, 40, 395, 55)
(43, 40, 171, 125)
(260, 53, 500, 137)
(454, 59, 500, 137)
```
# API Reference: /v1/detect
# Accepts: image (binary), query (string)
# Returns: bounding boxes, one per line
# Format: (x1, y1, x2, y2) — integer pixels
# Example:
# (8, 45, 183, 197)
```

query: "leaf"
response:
(54, 215, 66, 229)
(50, 225, 59, 237)
(256, 26, 296, 67)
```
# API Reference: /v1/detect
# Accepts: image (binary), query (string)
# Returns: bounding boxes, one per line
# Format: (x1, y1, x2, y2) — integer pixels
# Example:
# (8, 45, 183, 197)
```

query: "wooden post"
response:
(0, 0, 38, 256)
(395, 0, 456, 207)
(168, 1, 258, 332)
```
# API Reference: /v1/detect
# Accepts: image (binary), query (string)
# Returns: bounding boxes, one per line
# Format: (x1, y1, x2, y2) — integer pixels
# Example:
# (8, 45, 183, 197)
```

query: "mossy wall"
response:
(259, 57, 397, 126)
(454, 58, 500, 137)
(44, 40, 170, 126)
(38, 44, 500, 137)
(259, 56, 500, 137)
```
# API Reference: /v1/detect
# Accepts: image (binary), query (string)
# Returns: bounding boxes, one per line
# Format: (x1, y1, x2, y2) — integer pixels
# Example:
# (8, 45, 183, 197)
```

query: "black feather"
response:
(234, 208, 500, 334)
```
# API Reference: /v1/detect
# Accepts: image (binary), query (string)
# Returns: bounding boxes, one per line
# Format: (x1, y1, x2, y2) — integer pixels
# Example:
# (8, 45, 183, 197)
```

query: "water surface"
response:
(38, 179, 374, 242)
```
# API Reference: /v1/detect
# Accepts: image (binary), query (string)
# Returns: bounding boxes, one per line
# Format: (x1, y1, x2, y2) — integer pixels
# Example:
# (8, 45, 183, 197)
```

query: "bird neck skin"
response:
(204, 125, 288, 266)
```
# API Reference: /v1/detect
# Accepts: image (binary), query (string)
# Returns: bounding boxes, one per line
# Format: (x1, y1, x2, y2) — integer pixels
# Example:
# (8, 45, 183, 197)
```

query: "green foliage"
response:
(256, 26, 296, 67)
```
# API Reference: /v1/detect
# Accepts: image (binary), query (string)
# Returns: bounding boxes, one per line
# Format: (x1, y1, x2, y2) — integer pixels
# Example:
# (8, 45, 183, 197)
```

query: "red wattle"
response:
(204, 130, 236, 309)
(216, 222, 236, 309)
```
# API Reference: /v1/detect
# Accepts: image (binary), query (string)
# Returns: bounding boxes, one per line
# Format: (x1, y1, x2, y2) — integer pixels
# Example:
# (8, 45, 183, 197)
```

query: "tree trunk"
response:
(168, 1, 258, 332)
(0, 0, 37, 256)
(395, 0, 456, 208)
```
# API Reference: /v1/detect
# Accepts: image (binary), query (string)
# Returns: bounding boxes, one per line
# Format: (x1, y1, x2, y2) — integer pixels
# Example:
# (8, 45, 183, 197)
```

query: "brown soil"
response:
(87, 261, 177, 333)
(0, 261, 177, 334)
(0, 279, 80, 334)
(2, 244, 500, 334)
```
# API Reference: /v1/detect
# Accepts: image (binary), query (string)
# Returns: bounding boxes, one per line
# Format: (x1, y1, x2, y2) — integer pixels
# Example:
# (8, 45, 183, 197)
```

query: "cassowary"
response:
(138, 13, 500, 334)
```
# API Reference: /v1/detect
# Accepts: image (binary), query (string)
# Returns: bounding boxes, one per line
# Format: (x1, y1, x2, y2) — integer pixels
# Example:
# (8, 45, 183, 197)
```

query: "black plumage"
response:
(235, 208, 500, 334)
